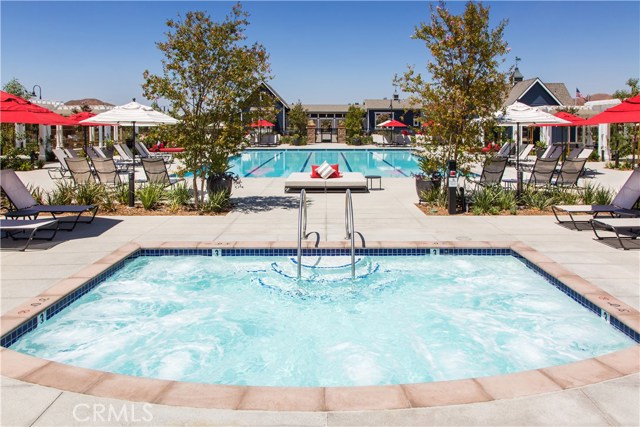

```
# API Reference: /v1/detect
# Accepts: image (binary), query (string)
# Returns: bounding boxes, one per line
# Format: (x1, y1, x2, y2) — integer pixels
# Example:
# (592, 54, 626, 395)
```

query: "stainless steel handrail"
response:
(297, 189, 320, 280)
(344, 189, 365, 279)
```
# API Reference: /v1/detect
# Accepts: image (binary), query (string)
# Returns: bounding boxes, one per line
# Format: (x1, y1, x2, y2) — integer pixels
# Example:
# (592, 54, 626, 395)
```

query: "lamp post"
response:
(31, 85, 42, 100)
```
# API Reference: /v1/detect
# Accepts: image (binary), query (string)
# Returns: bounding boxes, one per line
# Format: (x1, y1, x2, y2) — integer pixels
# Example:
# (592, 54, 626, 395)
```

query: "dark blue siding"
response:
(519, 82, 561, 107)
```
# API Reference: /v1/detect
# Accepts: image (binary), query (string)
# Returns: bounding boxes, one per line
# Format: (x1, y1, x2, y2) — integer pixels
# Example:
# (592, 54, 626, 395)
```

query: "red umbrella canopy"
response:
(68, 111, 112, 126)
(582, 95, 640, 125)
(0, 91, 76, 125)
(538, 111, 587, 127)
(250, 119, 275, 127)
(379, 119, 407, 128)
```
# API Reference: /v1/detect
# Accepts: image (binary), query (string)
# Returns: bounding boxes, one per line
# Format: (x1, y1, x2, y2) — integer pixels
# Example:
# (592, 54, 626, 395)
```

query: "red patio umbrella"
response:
(582, 95, 640, 125)
(68, 111, 113, 127)
(380, 119, 407, 144)
(537, 112, 586, 127)
(379, 119, 407, 128)
(250, 119, 275, 127)
(0, 91, 76, 125)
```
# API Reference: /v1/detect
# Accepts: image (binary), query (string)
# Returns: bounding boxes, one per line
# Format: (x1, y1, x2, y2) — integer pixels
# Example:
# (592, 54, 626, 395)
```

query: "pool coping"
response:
(1, 240, 638, 412)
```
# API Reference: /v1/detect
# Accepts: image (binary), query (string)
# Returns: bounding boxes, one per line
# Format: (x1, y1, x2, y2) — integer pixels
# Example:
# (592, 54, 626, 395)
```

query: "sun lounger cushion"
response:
(285, 172, 367, 192)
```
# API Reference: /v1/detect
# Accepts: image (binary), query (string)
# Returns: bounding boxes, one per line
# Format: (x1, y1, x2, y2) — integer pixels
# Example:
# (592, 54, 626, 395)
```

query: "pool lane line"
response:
(379, 155, 408, 176)
(244, 151, 282, 177)
(340, 152, 354, 172)
(299, 152, 313, 172)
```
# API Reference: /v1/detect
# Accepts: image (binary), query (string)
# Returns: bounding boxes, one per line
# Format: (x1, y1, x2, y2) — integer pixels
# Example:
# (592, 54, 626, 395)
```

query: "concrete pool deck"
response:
(1, 158, 638, 426)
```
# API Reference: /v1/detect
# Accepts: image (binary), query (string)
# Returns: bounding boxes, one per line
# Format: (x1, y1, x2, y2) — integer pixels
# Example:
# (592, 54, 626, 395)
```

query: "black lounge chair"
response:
(0, 218, 59, 251)
(91, 158, 124, 185)
(0, 169, 98, 231)
(65, 157, 96, 186)
(141, 158, 184, 187)
(551, 158, 588, 187)
(552, 168, 640, 230)
(590, 217, 640, 250)
(467, 156, 508, 191)
(527, 157, 560, 186)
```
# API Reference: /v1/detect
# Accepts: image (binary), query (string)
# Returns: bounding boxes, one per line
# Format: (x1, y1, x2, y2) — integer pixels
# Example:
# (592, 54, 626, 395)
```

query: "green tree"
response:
(396, 1, 510, 175)
(287, 101, 308, 137)
(612, 78, 639, 100)
(2, 78, 30, 99)
(142, 5, 270, 206)
(344, 104, 366, 144)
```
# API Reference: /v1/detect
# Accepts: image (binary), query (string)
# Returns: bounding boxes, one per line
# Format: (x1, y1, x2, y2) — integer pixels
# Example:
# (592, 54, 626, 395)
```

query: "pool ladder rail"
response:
(344, 189, 366, 279)
(297, 189, 320, 280)
(296, 189, 366, 280)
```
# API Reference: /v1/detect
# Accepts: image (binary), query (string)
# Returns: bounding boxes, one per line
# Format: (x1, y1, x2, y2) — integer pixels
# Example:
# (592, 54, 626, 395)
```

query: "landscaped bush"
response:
(46, 181, 76, 205)
(167, 182, 192, 211)
(200, 190, 230, 213)
(419, 187, 447, 208)
(136, 184, 166, 210)
(75, 182, 106, 206)
(469, 185, 516, 215)
(581, 182, 614, 205)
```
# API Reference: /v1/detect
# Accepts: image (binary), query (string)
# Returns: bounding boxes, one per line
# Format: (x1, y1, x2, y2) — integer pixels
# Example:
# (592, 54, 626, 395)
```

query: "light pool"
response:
(230, 148, 420, 177)
(7, 249, 636, 387)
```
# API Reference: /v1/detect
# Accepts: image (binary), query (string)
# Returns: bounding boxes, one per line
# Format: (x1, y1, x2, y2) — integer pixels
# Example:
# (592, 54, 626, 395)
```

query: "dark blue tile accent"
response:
(3, 246, 638, 347)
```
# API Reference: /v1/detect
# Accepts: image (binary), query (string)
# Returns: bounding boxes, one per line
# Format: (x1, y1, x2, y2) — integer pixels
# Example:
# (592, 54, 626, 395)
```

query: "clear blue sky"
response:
(2, 1, 638, 106)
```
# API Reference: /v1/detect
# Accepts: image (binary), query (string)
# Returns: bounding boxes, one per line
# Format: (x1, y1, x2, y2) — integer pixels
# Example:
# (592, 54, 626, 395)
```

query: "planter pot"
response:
(206, 174, 234, 196)
(415, 176, 442, 201)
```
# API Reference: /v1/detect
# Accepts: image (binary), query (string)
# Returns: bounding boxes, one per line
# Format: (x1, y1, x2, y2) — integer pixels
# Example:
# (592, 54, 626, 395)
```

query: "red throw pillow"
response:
(311, 165, 321, 178)
(328, 164, 341, 178)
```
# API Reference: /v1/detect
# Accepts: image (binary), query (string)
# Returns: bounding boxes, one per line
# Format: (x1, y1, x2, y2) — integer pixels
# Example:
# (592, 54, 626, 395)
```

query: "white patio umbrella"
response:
(495, 102, 570, 193)
(82, 99, 179, 206)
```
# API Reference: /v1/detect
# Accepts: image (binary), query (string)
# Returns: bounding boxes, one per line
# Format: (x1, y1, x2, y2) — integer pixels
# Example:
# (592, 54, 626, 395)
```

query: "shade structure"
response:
(0, 91, 76, 125)
(81, 101, 179, 127)
(250, 119, 275, 127)
(82, 100, 179, 206)
(495, 102, 570, 194)
(581, 95, 640, 125)
(379, 119, 407, 128)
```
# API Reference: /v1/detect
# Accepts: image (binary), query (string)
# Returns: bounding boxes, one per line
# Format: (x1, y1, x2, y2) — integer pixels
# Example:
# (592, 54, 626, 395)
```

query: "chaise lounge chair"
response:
(0, 218, 59, 251)
(590, 217, 640, 250)
(284, 172, 368, 193)
(140, 158, 184, 187)
(466, 156, 508, 191)
(91, 158, 124, 186)
(552, 168, 640, 230)
(0, 169, 98, 231)
(551, 158, 588, 187)
(65, 157, 96, 185)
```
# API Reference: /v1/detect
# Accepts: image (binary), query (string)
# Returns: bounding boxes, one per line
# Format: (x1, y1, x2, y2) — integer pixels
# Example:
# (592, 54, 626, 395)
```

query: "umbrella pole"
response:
(129, 119, 136, 207)
(516, 123, 522, 197)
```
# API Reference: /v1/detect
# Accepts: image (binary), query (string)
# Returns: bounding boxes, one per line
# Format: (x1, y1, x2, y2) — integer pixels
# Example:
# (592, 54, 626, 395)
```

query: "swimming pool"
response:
(6, 247, 636, 388)
(231, 148, 420, 177)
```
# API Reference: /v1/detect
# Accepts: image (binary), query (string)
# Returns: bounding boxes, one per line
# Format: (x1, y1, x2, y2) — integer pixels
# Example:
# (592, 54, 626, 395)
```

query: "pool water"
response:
(230, 149, 420, 177)
(10, 254, 635, 387)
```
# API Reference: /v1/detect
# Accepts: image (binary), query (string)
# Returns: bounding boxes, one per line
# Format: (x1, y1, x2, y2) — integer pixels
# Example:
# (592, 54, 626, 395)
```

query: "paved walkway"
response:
(1, 158, 638, 426)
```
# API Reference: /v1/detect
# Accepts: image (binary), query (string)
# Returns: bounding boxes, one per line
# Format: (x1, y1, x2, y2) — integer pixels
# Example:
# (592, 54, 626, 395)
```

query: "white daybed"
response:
(284, 172, 368, 193)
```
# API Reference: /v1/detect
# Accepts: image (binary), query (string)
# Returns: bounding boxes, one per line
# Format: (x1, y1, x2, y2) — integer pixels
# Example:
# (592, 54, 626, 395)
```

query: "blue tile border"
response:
(2, 246, 638, 348)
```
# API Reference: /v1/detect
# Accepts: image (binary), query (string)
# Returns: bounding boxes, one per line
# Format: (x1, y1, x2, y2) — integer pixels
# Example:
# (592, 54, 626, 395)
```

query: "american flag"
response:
(576, 88, 585, 99)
